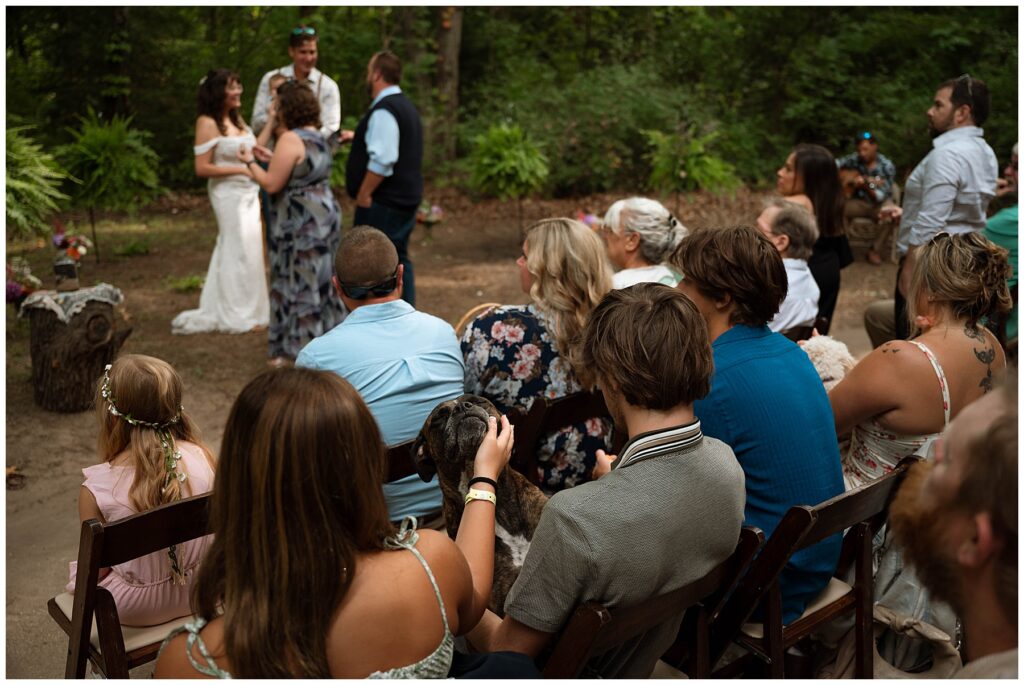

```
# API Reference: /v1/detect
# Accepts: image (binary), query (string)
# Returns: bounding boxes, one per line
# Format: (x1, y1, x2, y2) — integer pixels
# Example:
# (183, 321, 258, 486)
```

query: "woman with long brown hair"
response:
(155, 367, 513, 678)
(776, 143, 851, 333)
(65, 355, 216, 626)
(173, 68, 269, 336)
(831, 231, 1011, 489)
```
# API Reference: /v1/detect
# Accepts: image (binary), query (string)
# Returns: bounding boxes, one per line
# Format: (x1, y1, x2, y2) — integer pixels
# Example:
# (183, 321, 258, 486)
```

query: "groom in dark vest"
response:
(343, 51, 424, 306)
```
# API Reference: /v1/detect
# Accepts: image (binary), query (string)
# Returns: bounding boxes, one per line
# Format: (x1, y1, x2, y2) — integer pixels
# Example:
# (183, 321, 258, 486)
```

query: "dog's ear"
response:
(412, 431, 437, 483)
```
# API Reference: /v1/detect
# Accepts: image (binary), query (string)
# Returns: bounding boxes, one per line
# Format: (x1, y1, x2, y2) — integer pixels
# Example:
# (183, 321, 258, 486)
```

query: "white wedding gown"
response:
(172, 132, 270, 335)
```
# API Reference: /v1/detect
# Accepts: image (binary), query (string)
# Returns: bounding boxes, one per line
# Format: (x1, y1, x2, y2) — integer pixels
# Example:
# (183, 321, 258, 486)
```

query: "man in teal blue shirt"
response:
(296, 227, 463, 524)
(671, 226, 844, 625)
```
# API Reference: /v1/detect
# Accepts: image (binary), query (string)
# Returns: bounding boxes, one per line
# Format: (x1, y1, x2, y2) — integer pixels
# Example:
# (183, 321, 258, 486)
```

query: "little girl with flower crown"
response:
(65, 354, 216, 627)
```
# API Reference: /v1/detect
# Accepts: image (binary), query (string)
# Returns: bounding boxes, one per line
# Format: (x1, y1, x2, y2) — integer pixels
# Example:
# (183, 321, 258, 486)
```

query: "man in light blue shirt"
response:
(865, 75, 998, 345)
(296, 227, 461, 524)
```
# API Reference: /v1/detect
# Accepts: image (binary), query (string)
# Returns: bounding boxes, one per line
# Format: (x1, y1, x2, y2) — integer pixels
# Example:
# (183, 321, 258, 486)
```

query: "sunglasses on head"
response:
(292, 26, 316, 36)
(338, 266, 399, 300)
(858, 131, 875, 142)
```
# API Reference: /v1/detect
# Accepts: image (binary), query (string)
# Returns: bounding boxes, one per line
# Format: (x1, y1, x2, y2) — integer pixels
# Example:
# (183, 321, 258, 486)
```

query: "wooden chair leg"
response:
(95, 589, 130, 679)
(764, 585, 786, 678)
(854, 524, 874, 679)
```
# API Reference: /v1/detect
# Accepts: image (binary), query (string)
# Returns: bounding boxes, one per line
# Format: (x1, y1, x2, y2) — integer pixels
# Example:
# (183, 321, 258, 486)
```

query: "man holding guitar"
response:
(838, 131, 897, 265)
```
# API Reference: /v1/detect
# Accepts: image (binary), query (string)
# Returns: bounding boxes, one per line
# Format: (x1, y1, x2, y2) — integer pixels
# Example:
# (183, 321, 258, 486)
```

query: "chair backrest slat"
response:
(545, 527, 764, 678)
(97, 493, 212, 568)
(799, 464, 909, 549)
(386, 439, 418, 483)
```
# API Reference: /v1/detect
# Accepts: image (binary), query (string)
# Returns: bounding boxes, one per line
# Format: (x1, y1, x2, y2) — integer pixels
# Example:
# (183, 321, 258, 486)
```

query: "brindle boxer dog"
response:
(413, 394, 548, 614)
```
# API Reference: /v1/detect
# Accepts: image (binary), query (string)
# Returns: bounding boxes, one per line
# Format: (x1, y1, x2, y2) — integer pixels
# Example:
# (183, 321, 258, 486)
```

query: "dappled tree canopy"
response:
(6, 5, 1018, 195)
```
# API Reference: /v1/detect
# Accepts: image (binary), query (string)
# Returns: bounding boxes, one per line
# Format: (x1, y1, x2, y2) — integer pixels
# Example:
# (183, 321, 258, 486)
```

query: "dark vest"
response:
(346, 90, 423, 211)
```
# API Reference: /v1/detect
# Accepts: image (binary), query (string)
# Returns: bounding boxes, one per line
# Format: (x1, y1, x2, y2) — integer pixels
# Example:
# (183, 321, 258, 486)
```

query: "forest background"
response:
(6, 5, 1019, 203)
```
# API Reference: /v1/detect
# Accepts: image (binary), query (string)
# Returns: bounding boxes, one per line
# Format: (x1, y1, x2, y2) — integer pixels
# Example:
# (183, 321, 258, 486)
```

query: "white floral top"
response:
(461, 304, 613, 492)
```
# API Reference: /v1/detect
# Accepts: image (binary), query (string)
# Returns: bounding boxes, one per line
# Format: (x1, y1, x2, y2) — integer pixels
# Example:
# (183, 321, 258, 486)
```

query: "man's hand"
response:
(338, 129, 355, 144)
(879, 206, 903, 224)
(356, 194, 373, 209)
(592, 449, 616, 480)
(898, 245, 918, 299)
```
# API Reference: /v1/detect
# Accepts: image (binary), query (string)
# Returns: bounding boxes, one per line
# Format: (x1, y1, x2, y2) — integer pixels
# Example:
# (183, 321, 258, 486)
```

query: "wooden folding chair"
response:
(385, 439, 418, 483)
(708, 458, 917, 679)
(454, 302, 501, 339)
(543, 527, 765, 679)
(46, 493, 213, 678)
(507, 389, 622, 486)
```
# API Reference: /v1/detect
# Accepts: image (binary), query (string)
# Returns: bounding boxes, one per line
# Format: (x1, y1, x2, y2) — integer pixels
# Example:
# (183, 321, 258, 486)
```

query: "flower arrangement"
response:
(416, 202, 445, 242)
(7, 256, 43, 304)
(52, 219, 93, 262)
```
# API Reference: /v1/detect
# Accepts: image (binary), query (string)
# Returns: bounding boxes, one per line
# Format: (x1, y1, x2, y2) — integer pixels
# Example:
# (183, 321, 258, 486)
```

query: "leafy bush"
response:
(113, 238, 150, 256)
(643, 127, 741, 197)
(6, 126, 71, 240)
(469, 124, 548, 234)
(58, 108, 161, 259)
(469, 124, 548, 200)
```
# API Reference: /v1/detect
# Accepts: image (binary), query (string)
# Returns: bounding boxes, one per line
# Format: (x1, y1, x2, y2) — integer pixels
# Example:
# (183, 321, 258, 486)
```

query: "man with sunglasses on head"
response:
(296, 227, 463, 529)
(838, 131, 897, 265)
(251, 25, 341, 140)
(864, 75, 998, 346)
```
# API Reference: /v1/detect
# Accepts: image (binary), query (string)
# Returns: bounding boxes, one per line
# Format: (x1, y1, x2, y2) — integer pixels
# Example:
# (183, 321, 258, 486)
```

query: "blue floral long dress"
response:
(268, 128, 346, 360)
(461, 304, 614, 492)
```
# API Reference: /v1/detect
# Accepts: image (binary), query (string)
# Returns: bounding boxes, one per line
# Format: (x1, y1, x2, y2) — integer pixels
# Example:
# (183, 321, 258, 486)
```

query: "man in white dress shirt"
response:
(756, 199, 821, 335)
(251, 25, 341, 140)
(866, 75, 998, 345)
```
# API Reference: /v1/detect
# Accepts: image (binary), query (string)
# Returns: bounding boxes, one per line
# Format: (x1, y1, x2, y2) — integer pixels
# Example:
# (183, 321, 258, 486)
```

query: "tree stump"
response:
(22, 285, 132, 413)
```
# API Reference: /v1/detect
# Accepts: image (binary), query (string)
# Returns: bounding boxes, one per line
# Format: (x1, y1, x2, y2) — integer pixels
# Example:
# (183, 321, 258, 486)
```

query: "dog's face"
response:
(413, 395, 501, 488)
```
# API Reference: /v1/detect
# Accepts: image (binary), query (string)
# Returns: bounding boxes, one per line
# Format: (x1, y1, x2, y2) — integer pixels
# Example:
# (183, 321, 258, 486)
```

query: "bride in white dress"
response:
(172, 69, 270, 335)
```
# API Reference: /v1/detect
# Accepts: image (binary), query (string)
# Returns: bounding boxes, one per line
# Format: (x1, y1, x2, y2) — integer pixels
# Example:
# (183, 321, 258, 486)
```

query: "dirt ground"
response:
(5, 186, 895, 678)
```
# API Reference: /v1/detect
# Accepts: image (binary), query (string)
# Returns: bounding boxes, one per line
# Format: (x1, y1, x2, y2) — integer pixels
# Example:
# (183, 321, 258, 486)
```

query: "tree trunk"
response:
(28, 301, 132, 413)
(436, 6, 463, 164)
(89, 207, 100, 263)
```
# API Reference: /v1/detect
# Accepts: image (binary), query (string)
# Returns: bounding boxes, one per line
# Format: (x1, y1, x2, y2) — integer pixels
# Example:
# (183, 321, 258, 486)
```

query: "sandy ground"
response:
(5, 187, 894, 677)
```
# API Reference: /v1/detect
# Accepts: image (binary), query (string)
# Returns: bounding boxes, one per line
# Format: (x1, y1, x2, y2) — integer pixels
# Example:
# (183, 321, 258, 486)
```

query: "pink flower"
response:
(490, 320, 525, 344)
(490, 321, 509, 342)
(519, 343, 541, 362)
(511, 359, 534, 380)
(504, 325, 524, 344)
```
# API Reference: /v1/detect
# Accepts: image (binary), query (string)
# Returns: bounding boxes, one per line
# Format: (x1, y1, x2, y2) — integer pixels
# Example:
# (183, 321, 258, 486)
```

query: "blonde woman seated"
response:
(600, 197, 687, 288)
(461, 218, 613, 492)
(830, 232, 1012, 489)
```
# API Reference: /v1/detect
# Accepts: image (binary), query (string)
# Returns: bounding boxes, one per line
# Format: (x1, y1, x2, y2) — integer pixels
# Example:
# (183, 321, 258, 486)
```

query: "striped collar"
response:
(613, 420, 703, 470)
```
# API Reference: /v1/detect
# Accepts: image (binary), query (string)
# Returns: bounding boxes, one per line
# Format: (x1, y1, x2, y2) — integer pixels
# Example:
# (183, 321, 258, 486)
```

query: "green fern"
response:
(6, 126, 72, 241)
(469, 124, 549, 201)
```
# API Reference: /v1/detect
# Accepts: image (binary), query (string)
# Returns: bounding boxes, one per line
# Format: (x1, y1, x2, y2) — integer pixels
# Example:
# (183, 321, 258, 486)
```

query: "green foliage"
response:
(113, 238, 151, 257)
(6, 126, 72, 240)
(643, 127, 740, 196)
(469, 124, 548, 200)
(166, 275, 204, 293)
(59, 108, 161, 213)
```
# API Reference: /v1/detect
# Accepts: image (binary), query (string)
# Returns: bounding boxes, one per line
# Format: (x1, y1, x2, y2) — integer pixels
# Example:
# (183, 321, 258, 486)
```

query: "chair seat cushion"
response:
(52, 592, 192, 655)
(740, 576, 853, 639)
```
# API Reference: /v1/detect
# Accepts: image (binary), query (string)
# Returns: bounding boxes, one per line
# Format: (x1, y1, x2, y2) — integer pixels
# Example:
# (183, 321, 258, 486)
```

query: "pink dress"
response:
(66, 441, 215, 626)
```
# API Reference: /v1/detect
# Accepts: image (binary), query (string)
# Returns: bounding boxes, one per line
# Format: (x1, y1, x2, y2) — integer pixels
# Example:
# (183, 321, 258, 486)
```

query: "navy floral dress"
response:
(268, 128, 346, 359)
(461, 304, 613, 492)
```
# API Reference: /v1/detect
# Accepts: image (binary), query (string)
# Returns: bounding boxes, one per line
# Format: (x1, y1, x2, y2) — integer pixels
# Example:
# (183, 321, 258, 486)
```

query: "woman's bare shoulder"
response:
(153, 620, 227, 679)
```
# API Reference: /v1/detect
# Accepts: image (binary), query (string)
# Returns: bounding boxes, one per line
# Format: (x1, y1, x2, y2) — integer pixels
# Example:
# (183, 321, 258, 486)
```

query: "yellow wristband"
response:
(464, 488, 497, 506)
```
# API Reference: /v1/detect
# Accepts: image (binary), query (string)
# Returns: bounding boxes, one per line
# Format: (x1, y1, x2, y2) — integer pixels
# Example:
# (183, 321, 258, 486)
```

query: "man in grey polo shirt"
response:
(467, 283, 746, 678)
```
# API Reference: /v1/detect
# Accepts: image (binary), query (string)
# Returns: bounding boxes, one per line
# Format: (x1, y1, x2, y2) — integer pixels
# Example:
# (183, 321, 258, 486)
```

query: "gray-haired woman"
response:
(599, 197, 688, 288)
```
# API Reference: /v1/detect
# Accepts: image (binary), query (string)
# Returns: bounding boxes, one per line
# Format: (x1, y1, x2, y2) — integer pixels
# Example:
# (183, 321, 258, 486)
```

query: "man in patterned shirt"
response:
(838, 131, 897, 265)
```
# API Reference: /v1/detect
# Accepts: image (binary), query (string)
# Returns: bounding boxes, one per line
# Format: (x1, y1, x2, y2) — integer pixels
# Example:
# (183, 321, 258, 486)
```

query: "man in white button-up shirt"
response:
(251, 25, 341, 140)
(866, 76, 997, 344)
